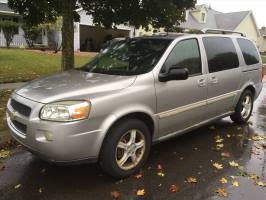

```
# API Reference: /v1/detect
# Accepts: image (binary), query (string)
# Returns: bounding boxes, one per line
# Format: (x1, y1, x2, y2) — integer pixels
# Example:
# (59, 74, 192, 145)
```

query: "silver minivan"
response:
(7, 30, 264, 178)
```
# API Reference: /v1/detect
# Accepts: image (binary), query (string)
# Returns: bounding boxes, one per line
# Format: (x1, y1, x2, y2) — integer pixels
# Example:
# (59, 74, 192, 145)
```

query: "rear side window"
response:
(203, 37, 239, 73)
(237, 38, 260, 65)
(163, 39, 202, 76)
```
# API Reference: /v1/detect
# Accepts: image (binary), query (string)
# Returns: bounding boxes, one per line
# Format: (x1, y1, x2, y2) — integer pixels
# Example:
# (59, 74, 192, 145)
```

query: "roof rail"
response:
(201, 28, 246, 37)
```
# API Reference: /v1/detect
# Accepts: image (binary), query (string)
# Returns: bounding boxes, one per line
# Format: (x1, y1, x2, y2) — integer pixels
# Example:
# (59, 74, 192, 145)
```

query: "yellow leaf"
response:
(229, 161, 239, 167)
(220, 178, 228, 184)
(256, 181, 266, 187)
(0, 150, 10, 159)
(232, 181, 239, 187)
(216, 139, 224, 143)
(186, 177, 197, 183)
(157, 172, 165, 177)
(249, 174, 259, 181)
(252, 135, 265, 141)
(14, 184, 22, 189)
(213, 163, 224, 170)
(216, 144, 224, 148)
(136, 189, 145, 196)
(216, 188, 228, 197)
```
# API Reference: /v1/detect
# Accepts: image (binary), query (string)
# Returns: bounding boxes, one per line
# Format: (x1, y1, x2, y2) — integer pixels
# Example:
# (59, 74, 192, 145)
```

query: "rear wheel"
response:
(99, 118, 151, 178)
(230, 90, 254, 124)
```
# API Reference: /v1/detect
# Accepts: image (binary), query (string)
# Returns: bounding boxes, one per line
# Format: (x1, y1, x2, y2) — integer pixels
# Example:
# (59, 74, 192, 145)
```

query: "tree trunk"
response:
(61, 0, 75, 71)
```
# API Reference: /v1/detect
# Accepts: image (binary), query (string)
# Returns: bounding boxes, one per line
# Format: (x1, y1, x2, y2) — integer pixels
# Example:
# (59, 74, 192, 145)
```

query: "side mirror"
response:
(159, 67, 189, 82)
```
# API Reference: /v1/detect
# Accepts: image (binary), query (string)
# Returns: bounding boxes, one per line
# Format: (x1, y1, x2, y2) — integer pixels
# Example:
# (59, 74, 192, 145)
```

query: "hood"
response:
(15, 70, 136, 103)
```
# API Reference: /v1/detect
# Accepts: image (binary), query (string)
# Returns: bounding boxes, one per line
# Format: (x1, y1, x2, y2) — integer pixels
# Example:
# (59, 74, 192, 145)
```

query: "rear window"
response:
(203, 37, 239, 73)
(237, 38, 260, 65)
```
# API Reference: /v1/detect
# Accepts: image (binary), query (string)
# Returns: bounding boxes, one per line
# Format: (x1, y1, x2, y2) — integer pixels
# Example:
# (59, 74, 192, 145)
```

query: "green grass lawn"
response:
(0, 49, 95, 83)
(262, 55, 266, 64)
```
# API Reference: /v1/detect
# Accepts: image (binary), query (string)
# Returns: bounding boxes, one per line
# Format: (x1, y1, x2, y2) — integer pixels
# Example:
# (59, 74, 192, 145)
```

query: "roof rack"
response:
(201, 28, 246, 37)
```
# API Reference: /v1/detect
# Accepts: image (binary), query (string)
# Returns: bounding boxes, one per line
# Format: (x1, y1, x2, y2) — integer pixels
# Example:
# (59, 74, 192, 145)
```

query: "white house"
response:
(179, 5, 261, 45)
(259, 27, 266, 52)
(0, 2, 134, 51)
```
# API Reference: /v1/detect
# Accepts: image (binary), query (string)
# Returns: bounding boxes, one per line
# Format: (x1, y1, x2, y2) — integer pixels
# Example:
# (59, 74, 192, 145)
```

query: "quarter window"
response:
(203, 37, 239, 73)
(163, 39, 202, 76)
(237, 38, 260, 65)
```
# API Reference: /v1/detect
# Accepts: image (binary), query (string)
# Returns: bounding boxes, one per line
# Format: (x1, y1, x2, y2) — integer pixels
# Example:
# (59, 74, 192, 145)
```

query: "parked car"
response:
(7, 30, 264, 178)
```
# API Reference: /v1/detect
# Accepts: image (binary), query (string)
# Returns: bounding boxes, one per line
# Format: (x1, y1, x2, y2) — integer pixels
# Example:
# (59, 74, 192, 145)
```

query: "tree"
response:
(8, 0, 196, 71)
(0, 20, 19, 48)
(22, 24, 41, 48)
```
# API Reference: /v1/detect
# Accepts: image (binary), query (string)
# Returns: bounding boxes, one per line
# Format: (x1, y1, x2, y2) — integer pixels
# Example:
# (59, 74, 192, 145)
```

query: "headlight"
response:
(40, 101, 91, 122)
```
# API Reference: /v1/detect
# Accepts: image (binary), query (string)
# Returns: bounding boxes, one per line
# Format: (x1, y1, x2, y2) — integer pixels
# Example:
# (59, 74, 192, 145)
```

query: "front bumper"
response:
(7, 93, 104, 163)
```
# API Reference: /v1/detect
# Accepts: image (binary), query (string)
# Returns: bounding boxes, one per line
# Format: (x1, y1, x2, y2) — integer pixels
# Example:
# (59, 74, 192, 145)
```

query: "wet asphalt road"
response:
(1, 85, 266, 200)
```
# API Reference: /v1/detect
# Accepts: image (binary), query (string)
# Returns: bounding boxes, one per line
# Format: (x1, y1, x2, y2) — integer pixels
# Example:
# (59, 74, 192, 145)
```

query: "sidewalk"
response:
(0, 82, 27, 90)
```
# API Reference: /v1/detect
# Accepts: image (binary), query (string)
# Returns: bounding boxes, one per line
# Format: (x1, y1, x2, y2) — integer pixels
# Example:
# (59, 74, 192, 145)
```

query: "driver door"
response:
(155, 38, 208, 137)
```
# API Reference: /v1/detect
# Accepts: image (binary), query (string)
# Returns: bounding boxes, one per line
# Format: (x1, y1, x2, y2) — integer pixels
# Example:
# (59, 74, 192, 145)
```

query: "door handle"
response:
(198, 79, 206, 87)
(209, 76, 218, 84)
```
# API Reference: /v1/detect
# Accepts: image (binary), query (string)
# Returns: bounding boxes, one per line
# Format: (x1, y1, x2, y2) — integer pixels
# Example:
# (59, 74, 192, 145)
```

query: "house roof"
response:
(180, 8, 221, 30)
(0, 2, 14, 13)
(180, 5, 252, 32)
(215, 11, 250, 30)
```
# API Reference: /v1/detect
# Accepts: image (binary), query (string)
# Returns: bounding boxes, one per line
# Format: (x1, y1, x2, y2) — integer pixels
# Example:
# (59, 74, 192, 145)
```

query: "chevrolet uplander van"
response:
(7, 29, 264, 178)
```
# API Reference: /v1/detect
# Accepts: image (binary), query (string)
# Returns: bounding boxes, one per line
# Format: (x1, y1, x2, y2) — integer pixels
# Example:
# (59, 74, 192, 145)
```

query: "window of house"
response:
(201, 13, 206, 22)
(237, 38, 260, 65)
(203, 37, 239, 73)
(162, 39, 202, 76)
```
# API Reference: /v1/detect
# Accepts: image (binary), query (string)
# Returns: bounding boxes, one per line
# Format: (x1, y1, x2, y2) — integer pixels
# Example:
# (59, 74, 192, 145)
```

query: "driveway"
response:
(0, 84, 266, 200)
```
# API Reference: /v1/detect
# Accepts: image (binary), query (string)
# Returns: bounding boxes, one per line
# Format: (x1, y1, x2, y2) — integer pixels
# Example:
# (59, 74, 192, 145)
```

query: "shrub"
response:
(0, 20, 19, 48)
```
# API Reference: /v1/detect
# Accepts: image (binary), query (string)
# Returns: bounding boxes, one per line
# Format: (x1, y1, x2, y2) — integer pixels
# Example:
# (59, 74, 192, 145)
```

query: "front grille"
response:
(10, 99, 31, 117)
(12, 120, 27, 134)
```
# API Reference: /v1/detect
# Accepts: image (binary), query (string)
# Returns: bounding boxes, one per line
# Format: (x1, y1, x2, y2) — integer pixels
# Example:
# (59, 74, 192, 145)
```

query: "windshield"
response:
(80, 38, 173, 76)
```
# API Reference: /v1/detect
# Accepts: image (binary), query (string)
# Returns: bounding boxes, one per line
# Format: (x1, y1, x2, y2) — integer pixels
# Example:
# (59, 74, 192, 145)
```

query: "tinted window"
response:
(203, 37, 239, 73)
(237, 38, 260, 65)
(81, 38, 172, 76)
(163, 39, 202, 75)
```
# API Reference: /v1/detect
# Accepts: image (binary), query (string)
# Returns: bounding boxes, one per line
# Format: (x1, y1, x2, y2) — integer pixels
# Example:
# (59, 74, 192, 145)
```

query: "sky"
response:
(197, 0, 266, 28)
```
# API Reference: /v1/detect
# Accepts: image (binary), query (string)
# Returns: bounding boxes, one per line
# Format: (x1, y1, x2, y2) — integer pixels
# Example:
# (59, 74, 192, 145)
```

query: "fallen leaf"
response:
(249, 174, 259, 181)
(256, 181, 266, 187)
(232, 181, 239, 187)
(216, 138, 224, 143)
(157, 172, 165, 177)
(186, 177, 197, 183)
(226, 134, 231, 138)
(169, 184, 180, 193)
(134, 173, 143, 179)
(220, 178, 228, 184)
(252, 135, 265, 141)
(221, 152, 231, 158)
(38, 187, 44, 193)
(215, 188, 228, 197)
(111, 191, 120, 199)
(136, 189, 145, 196)
(229, 161, 239, 167)
(14, 184, 22, 189)
(0, 150, 10, 159)
(216, 144, 224, 148)
(213, 162, 224, 170)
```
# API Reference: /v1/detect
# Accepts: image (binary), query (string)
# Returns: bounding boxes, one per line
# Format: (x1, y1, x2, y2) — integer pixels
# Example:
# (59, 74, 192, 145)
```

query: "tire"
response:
(230, 90, 254, 124)
(99, 118, 151, 179)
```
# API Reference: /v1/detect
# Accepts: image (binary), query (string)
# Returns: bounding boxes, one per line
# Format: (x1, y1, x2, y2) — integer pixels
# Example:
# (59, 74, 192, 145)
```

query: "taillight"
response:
(262, 64, 265, 81)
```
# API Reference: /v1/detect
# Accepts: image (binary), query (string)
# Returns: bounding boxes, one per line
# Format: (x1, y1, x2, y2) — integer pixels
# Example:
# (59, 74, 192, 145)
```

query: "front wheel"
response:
(230, 90, 254, 124)
(99, 118, 151, 179)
